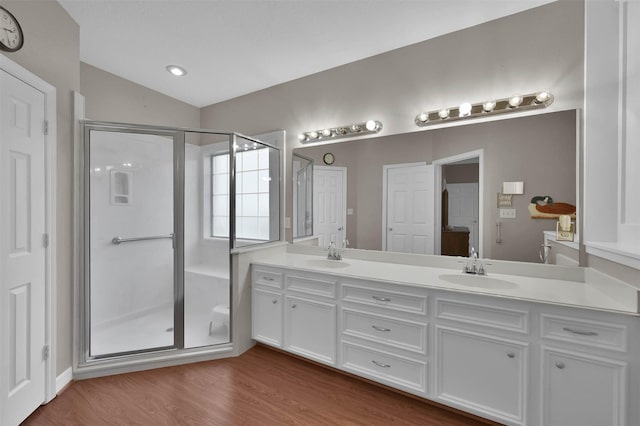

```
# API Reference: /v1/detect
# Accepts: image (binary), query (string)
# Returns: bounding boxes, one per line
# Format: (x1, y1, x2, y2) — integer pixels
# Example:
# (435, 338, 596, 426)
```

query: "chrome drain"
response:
(165, 327, 174, 332)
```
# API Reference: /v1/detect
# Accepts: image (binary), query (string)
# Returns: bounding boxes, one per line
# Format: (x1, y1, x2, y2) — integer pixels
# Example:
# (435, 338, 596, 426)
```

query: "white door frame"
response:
(381, 162, 428, 251)
(313, 166, 347, 247)
(0, 54, 57, 402)
(433, 149, 483, 257)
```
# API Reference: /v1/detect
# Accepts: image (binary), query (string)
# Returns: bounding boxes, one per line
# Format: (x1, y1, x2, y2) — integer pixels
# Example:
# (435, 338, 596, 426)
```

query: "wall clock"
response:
(0, 6, 24, 52)
(323, 153, 335, 165)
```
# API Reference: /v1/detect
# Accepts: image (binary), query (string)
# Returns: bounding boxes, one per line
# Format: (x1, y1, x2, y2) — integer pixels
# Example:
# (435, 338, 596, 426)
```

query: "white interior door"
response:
(0, 69, 47, 425)
(446, 182, 479, 252)
(385, 164, 434, 254)
(313, 166, 346, 248)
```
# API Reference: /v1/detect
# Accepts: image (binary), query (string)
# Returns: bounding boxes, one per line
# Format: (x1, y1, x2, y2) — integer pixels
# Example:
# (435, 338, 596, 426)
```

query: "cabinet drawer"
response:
(541, 314, 627, 352)
(286, 274, 336, 299)
(253, 267, 283, 288)
(342, 342, 427, 394)
(342, 309, 427, 354)
(342, 284, 427, 316)
(436, 298, 528, 334)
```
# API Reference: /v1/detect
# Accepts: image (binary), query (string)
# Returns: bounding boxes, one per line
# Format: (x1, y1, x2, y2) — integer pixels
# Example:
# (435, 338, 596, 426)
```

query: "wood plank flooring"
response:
(23, 345, 491, 426)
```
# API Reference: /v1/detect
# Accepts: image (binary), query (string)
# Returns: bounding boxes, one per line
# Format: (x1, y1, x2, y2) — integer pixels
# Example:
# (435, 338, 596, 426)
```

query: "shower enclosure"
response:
(76, 122, 280, 367)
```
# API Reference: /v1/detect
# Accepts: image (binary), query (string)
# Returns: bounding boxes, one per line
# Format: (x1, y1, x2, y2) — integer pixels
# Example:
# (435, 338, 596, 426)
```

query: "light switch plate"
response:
(284, 217, 291, 228)
(347, 208, 354, 215)
(499, 208, 517, 219)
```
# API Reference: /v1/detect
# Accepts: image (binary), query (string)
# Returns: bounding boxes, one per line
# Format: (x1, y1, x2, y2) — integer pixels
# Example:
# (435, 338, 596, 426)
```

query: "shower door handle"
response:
(112, 233, 175, 245)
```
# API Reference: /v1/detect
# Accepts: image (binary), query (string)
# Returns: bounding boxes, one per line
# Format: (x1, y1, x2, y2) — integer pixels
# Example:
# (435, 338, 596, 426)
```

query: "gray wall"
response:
(3, 0, 80, 376)
(198, 1, 585, 246)
(81, 63, 200, 127)
(296, 110, 576, 262)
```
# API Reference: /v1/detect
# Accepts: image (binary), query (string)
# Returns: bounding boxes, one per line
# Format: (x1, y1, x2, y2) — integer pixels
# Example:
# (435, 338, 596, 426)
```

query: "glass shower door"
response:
(87, 128, 179, 358)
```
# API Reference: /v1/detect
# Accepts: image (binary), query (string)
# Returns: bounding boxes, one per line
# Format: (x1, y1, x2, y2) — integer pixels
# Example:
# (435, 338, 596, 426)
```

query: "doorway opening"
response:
(433, 150, 484, 258)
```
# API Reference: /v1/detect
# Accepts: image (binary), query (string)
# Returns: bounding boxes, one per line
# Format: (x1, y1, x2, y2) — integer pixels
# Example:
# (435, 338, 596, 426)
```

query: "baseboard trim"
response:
(56, 367, 73, 394)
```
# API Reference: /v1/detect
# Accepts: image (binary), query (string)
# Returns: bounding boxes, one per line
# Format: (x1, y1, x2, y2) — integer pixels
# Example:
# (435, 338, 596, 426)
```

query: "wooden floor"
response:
(23, 345, 490, 426)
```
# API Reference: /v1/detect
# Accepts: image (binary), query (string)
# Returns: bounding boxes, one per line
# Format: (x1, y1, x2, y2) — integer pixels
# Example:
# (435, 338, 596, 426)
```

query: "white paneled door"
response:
(385, 164, 434, 254)
(0, 69, 47, 425)
(313, 166, 346, 249)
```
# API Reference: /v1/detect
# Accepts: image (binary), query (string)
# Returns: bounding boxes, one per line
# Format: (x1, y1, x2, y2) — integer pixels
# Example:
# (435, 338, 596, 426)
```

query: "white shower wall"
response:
(90, 133, 175, 329)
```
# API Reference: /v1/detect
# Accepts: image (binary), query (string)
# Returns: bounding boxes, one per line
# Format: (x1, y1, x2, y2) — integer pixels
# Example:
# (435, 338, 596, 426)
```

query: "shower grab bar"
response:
(112, 233, 174, 245)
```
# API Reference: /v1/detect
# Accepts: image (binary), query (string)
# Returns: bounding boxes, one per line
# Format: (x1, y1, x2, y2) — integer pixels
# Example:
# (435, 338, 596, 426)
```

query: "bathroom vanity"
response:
(251, 250, 639, 426)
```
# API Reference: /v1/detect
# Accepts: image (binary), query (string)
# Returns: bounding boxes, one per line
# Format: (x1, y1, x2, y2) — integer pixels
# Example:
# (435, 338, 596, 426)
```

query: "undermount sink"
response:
(305, 258, 351, 269)
(439, 274, 517, 289)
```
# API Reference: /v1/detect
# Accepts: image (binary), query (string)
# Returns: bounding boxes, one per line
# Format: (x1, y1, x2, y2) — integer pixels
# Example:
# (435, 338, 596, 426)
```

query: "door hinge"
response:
(43, 120, 49, 136)
(43, 345, 49, 361)
(42, 233, 49, 248)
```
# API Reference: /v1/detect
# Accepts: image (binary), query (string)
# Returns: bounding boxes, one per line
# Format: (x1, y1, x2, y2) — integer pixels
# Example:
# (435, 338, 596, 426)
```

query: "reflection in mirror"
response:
(292, 153, 314, 239)
(292, 110, 577, 264)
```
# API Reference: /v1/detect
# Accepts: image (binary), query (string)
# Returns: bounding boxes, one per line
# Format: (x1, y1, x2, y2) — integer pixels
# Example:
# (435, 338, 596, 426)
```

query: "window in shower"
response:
(208, 138, 280, 247)
(211, 149, 270, 240)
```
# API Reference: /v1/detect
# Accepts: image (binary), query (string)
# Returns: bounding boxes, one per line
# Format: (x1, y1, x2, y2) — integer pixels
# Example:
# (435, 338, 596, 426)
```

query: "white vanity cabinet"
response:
(434, 295, 530, 425)
(538, 309, 633, 426)
(251, 266, 338, 366)
(340, 279, 429, 396)
(251, 260, 640, 426)
(251, 267, 284, 347)
(284, 273, 338, 365)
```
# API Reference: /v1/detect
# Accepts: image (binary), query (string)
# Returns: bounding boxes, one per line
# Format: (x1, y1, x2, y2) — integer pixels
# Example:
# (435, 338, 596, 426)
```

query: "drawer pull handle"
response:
(291, 304, 297, 309)
(372, 360, 391, 368)
(263, 277, 275, 281)
(506, 352, 516, 359)
(372, 296, 391, 302)
(563, 327, 598, 336)
(372, 325, 391, 332)
(555, 361, 565, 369)
(272, 299, 278, 304)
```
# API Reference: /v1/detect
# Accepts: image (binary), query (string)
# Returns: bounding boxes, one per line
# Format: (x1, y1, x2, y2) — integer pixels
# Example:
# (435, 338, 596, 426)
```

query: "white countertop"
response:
(252, 252, 639, 315)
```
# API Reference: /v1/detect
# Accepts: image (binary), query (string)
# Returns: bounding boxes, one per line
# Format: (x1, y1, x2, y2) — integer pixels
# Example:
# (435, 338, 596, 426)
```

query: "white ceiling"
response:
(58, 0, 555, 108)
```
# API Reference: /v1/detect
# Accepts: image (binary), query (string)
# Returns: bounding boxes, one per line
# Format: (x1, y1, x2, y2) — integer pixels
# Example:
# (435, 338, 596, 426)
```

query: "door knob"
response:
(388, 228, 393, 231)
(337, 226, 343, 231)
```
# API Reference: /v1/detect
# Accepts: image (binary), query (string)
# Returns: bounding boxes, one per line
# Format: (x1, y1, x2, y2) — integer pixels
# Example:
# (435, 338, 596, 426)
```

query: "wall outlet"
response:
(284, 217, 291, 229)
(499, 208, 517, 219)
(347, 208, 354, 215)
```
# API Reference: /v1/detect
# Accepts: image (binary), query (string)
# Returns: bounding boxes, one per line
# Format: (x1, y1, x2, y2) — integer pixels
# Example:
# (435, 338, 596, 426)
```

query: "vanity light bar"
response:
(414, 92, 553, 127)
(298, 120, 383, 143)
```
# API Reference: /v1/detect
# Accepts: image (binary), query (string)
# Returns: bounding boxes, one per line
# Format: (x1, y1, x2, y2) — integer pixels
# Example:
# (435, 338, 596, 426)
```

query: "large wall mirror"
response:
(292, 110, 578, 264)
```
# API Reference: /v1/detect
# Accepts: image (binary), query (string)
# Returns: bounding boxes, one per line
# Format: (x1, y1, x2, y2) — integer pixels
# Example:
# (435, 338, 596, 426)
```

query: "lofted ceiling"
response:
(58, 0, 556, 108)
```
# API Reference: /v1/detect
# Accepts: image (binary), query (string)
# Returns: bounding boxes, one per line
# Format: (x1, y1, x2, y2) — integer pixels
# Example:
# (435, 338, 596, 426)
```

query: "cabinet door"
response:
(252, 288, 283, 347)
(542, 347, 627, 426)
(436, 327, 527, 425)
(285, 295, 336, 365)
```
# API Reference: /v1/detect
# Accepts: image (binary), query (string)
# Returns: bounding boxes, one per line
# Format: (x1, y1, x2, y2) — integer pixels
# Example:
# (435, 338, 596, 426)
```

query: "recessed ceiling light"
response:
(166, 65, 187, 76)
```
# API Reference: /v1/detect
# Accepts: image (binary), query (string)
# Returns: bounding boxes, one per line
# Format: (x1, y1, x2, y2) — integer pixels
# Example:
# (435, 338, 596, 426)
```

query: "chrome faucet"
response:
(327, 241, 342, 260)
(463, 246, 487, 275)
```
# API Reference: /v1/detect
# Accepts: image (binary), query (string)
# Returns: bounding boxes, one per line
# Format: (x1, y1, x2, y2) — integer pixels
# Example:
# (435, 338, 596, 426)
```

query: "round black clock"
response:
(323, 153, 335, 165)
(0, 6, 24, 52)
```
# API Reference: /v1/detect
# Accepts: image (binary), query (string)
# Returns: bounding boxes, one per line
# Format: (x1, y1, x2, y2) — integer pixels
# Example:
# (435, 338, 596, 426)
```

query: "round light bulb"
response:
(483, 101, 496, 112)
(535, 91, 550, 104)
(417, 112, 429, 123)
(298, 133, 307, 141)
(309, 131, 318, 139)
(509, 96, 523, 108)
(351, 124, 361, 132)
(438, 109, 450, 119)
(321, 129, 331, 137)
(459, 103, 472, 117)
(365, 120, 378, 131)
